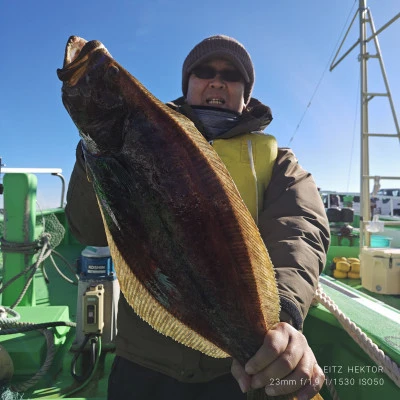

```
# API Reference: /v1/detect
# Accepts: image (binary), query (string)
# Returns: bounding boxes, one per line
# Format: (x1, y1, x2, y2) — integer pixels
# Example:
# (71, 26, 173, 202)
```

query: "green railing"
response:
(2, 173, 38, 306)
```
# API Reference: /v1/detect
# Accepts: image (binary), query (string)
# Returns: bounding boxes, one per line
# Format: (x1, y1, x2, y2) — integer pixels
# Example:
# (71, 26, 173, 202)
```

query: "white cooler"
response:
(360, 247, 400, 294)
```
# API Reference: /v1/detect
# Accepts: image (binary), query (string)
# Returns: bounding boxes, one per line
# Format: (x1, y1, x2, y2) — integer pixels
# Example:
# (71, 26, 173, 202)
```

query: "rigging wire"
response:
(346, 76, 360, 192)
(288, 0, 358, 146)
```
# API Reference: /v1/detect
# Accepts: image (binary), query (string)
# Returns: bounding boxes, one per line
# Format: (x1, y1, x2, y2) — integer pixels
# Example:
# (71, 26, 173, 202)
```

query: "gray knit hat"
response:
(182, 35, 255, 105)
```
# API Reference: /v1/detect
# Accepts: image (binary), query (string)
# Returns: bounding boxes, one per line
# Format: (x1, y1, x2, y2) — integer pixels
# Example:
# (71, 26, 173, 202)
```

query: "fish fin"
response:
(99, 199, 230, 358)
(164, 115, 282, 330)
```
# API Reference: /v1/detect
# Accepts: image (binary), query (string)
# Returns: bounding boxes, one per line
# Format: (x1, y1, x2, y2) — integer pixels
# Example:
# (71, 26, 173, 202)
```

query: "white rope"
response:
(313, 285, 400, 388)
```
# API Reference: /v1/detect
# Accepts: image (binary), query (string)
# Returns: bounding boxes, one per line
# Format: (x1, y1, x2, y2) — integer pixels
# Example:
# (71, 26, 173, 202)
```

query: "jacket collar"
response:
(166, 97, 273, 139)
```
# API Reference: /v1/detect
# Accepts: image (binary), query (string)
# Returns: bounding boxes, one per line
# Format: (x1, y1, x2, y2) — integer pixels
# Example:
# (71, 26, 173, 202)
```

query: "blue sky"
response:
(1, 0, 400, 208)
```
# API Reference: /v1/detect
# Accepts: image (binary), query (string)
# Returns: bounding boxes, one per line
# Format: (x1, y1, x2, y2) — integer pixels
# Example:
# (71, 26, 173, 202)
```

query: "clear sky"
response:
(1, 0, 399, 209)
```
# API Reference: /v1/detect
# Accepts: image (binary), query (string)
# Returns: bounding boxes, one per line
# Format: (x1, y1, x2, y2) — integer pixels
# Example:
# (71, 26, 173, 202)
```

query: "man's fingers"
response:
(295, 364, 325, 400)
(245, 325, 288, 375)
(238, 323, 324, 398)
(231, 359, 252, 393)
(263, 361, 324, 398)
(250, 338, 305, 389)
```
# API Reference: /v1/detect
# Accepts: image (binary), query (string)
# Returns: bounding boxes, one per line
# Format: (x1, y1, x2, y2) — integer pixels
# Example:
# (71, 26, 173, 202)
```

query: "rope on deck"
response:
(0, 232, 77, 393)
(0, 232, 78, 306)
(0, 233, 52, 308)
(0, 307, 77, 393)
(313, 285, 400, 389)
(10, 328, 55, 393)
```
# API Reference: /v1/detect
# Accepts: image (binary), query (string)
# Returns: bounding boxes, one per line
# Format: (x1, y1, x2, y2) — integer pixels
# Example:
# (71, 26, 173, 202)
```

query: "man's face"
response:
(186, 58, 245, 113)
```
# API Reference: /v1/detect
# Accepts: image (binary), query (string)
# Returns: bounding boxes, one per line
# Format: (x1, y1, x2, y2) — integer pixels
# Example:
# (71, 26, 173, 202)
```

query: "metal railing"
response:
(1, 167, 65, 208)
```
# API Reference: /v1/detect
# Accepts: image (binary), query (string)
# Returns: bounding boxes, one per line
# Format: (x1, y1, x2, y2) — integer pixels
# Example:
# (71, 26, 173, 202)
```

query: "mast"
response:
(330, 0, 400, 249)
(359, 0, 370, 248)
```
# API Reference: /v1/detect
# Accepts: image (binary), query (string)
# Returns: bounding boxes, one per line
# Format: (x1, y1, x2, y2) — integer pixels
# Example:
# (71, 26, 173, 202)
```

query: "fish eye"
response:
(106, 65, 120, 81)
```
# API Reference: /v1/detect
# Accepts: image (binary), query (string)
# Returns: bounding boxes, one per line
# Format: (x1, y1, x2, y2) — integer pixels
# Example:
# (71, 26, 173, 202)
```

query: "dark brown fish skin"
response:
(57, 37, 126, 153)
(57, 36, 271, 363)
(57, 37, 323, 400)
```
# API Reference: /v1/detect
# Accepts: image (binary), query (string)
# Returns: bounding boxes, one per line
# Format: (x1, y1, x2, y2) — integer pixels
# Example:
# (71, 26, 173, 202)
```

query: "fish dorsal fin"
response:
(164, 108, 281, 332)
(99, 201, 230, 358)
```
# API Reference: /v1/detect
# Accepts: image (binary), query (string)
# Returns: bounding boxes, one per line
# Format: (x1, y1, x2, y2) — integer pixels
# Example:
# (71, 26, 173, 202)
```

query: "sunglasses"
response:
(191, 65, 243, 82)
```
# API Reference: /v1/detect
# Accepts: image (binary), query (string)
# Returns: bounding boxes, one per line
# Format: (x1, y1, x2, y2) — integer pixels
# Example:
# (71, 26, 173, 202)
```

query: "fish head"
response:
(57, 36, 126, 154)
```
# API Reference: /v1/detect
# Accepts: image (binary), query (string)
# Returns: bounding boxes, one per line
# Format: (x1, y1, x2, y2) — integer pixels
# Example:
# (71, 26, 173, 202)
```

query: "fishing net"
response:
(0, 386, 24, 400)
(0, 212, 65, 271)
(36, 213, 65, 249)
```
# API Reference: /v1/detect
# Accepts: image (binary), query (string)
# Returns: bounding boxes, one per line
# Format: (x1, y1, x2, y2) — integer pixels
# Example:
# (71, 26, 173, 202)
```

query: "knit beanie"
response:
(182, 35, 255, 105)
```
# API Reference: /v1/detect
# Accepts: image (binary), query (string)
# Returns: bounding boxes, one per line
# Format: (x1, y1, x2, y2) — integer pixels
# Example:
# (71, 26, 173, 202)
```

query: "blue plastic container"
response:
(370, 235, 392, 248)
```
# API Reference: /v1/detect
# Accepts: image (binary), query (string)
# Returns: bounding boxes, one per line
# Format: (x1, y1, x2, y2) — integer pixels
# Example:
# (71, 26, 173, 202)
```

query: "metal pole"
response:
(1, 168, 66, 208)
(2, 174, 38, 306)
(329, 0, 400, 249)
(359, 0, 371, 249)
(367, 8, 400, 139)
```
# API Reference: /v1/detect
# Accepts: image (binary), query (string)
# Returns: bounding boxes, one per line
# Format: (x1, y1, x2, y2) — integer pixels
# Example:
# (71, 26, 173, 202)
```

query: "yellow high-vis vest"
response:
(212, 133, 278, 223)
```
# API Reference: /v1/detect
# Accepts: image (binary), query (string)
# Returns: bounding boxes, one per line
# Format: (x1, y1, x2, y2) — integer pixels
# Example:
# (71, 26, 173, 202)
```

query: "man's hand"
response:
(231, 322, 325, 399)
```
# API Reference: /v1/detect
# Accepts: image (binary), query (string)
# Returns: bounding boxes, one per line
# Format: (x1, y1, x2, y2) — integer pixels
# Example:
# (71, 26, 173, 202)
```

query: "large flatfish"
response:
(57, 36, 322, 400)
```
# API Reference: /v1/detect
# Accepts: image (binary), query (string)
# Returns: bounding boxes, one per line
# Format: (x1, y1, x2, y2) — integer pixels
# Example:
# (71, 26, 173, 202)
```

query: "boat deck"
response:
(1, 209, 400, 399)
(0, 210, 113, 399)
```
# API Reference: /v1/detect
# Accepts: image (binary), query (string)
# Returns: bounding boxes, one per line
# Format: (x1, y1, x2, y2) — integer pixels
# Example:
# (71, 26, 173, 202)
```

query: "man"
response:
(66, 35, 330, 399)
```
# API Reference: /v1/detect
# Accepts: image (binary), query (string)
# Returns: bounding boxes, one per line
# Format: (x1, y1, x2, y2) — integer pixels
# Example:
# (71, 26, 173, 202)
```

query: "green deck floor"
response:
(30, 243, 115, 399)
(0, 229, 115, 399)
(1, 211, 400, 399)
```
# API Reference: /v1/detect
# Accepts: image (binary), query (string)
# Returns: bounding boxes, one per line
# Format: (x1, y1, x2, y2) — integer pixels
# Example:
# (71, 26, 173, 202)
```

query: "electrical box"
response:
(74, 246, 120, 348)
(83, 284, 105, 334)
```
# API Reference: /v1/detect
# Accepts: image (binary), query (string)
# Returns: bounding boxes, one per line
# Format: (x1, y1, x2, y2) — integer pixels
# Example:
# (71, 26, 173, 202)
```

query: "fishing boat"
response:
(306, 1, 400, 398)
(0, 1, 399, 399)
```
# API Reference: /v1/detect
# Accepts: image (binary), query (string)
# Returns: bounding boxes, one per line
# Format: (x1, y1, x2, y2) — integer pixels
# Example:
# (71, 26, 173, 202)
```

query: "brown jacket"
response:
(65, 97, 330, 382)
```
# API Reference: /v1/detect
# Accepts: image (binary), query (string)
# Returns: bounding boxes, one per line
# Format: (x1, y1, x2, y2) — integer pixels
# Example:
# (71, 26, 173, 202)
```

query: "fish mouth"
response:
(63, 36, 88, 66)
(57, 36, 110, 84)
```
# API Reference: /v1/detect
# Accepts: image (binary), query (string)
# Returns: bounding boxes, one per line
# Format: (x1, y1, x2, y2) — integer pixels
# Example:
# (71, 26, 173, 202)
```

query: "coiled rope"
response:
(1, 233, 53, 308)
(0, 307, 76, 393)
(313, 285, 400, 389)
(0, 231, 77, 392)
(13, 329, 54, 393)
